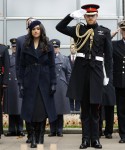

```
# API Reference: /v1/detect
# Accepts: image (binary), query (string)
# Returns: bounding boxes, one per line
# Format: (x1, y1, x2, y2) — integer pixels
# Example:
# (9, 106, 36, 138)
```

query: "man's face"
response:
(11, 46, 16, 53)
(70, 45, 76, 55)
(54, 46, 60, 54)
(121, 28, 125, 40)
(84, 14, 98, 25)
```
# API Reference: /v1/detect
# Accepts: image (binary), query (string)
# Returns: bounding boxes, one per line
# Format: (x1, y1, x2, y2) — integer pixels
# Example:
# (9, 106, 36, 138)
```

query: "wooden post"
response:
(37, 144, 44, 150)
(50, 144, 57, 150)
(20, 144, 28, 150)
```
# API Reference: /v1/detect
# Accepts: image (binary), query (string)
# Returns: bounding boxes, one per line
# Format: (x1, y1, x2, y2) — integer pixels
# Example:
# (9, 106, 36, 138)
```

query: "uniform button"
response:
(123, 61, 125, 63)
(57, 74, 59, 76)
(58, 69, 60, 71)
(9, 78, 11, 80)
(15, 78, 17, 80)
(123, 66, 125, 68)
(60, 65, 62, 66)
(122, 71, 125, 74)
(9, 72, 11, 74)
(124, 56, 125, 58)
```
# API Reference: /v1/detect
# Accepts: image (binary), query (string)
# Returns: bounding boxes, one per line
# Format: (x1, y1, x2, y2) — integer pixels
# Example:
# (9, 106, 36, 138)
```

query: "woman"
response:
(19, 20, 57, 148)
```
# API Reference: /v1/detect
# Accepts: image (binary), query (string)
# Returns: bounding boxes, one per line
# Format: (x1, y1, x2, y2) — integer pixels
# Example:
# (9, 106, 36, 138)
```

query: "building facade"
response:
(0, 0, 124, 55)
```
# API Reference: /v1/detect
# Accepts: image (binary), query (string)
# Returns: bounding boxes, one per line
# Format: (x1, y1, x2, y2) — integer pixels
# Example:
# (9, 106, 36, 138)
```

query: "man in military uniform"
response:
(48, 39, 71, 137)
(0, 44, 9, 139)
(112, 20, 125, 143)
(4, 38, 25, 137)
(56, 4, 112, 149)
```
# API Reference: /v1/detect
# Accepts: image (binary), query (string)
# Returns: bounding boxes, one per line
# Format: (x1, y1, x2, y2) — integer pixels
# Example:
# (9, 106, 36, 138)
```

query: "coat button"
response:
(122, 71, 125, 74)
(9, 72, 11, 74)
(57, 74, 59, 76)
(123, 66, 125, 68)
(123, 61, 125, 63)
(58, 69, 61, 71)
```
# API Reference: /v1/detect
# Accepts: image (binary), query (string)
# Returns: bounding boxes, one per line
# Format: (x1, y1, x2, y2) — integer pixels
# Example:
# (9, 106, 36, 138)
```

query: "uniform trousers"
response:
(69, 98, 80, 111)
(0, 86, 3, 137)
(99, 105, 114, 135)
(81, 100, 100, 141)
(8, 115, 23, 132)
(115, 88, 125, 139)
(49, 115, 63, 134)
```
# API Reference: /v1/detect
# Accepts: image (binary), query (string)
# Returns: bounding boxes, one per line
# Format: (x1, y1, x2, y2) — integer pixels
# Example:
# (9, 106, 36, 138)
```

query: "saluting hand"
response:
(70, 9, 85, 19)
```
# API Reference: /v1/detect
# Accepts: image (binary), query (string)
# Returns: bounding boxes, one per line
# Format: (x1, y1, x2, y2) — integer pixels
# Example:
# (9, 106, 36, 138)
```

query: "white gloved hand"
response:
(70, 9, 85, 19)
(103, 77, 109, 86)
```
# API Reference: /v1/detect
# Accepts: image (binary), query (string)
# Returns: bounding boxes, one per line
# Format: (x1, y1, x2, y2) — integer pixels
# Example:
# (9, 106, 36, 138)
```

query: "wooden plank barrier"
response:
(50, 144, 57, 150)
(20, 144, 28, 150)
(21, 144, 57, 150)
(37, 144, 44, 150)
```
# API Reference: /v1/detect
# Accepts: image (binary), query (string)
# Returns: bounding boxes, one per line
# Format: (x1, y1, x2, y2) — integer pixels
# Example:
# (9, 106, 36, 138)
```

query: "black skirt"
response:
(32, 87, 47, 122)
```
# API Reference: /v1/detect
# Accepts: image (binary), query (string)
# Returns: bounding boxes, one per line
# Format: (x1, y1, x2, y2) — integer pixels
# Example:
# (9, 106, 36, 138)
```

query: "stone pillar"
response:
(123, 0, 125, 19)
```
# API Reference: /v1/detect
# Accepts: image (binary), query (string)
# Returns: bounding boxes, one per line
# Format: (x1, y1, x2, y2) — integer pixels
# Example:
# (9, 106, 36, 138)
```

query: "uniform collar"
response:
(86, 23, 98, 29)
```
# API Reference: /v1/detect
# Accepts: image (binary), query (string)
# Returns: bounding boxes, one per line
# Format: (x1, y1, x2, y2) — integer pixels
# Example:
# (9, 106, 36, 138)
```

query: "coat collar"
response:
(22, 44, 45, 59)
(55, 53, 64, 64)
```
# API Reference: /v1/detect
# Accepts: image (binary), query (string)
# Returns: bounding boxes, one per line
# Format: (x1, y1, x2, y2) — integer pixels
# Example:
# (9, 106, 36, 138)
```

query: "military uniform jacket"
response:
(56, 14, 113, 104)
(19, 43, 57, 122)
(0, 45, 9, 85)
(113, 40, 125, 88)
(3, 53, 22, 115)
(54, 53, 71, 114)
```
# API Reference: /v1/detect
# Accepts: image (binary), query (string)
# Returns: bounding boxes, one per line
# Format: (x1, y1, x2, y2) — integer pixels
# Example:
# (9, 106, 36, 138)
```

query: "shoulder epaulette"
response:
(100, 25, 110, 31)
(77, 22, 86, 27)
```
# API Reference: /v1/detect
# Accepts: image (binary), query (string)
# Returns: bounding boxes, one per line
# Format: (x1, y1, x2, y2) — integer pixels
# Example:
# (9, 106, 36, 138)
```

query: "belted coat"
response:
(3, 53, 22, 114)
(54, 53, 71, 114)
(19, 43, 57, 122)
(56, 14, 113, 104)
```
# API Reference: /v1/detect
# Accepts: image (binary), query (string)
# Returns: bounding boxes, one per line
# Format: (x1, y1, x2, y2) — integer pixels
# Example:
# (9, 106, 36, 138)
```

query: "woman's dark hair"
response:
(24, 23, 49, 52)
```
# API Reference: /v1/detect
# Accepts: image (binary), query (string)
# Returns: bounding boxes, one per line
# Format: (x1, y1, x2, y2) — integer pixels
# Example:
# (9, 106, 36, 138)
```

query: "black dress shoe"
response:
(26, 137, 32, 143)
(48, 133, 56, 137)
(4, 132, 17, 136)
(99, 132, 104, 137)
(57, 133, 63, 137)
(91, 140, 102, 149)
(79, 140, 90, 149)
(119, 139, 125, 143)
(17, 131, 25, 136)
(105, 134, 112, 139)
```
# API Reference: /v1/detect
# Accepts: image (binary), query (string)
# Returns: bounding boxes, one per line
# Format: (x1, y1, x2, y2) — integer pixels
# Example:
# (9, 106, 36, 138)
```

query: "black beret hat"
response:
(28, 20, 41, 30)
(50, 39, 61, 47)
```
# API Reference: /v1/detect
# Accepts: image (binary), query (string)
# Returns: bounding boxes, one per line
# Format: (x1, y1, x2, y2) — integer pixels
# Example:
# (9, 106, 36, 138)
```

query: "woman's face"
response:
(32, 25, 41, 38)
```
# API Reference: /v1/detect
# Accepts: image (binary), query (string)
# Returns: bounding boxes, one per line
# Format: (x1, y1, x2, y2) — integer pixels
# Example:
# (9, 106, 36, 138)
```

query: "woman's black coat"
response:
(19, 43, 57, 122)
